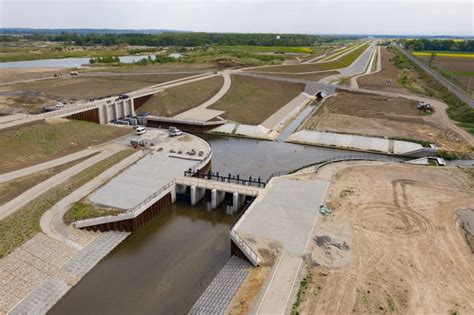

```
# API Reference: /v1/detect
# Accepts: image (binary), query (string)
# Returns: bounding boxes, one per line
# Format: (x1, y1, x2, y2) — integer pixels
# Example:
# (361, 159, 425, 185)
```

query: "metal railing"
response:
(314, 155, 392, 173)
(184, 170, 266, 188)
(127, 180, 176, 215)
(230, 229, 260, 266)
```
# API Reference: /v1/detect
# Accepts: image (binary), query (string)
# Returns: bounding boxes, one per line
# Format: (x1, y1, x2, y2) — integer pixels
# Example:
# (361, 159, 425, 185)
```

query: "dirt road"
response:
(298, 162, 474, 314)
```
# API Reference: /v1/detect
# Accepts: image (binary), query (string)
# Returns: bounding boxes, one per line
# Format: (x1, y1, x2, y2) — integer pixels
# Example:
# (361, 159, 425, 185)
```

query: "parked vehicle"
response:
(55, 102, 64, 108)
(169, 126, 183, 137)
(135, 126, 146, 135)
(416, 102, 432, 110)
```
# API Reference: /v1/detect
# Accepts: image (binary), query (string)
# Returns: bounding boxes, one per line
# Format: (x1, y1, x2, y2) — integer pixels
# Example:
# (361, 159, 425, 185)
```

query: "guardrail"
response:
(230, 229, 260, 266)
(314, 155, 392, 172)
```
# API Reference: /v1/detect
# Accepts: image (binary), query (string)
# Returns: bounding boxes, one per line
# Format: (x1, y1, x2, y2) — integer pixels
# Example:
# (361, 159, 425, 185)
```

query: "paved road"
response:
(0, 144, 125, 220)
(40, 150, 143, 248)
(174, 71, 231, 121)
(0, 146, 106, 183)
(394, 45, 473, 107)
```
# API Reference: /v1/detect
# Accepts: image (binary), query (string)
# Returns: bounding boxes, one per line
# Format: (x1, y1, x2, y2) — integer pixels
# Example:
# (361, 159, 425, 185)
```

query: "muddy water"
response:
(49, 136, 398, 315)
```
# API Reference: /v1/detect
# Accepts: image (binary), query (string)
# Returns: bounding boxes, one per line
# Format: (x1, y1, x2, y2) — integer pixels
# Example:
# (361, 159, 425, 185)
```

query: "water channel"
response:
(0, 55, 153, 69)
(49, 135, 399, 315)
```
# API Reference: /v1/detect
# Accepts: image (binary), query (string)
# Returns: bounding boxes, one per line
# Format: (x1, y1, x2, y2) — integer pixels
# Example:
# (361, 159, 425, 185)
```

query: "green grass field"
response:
(0, 120, 130, 173)
(216, 46, 314, 54)
(210, 75, 305, 124)
(138, 75, 224, 117)
(0, 149, 134, 258)
(250, 44, 369, 73)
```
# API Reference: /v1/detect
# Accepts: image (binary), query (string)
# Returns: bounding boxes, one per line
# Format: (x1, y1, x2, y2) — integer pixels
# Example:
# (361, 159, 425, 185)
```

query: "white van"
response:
(135, 126, 146, 135)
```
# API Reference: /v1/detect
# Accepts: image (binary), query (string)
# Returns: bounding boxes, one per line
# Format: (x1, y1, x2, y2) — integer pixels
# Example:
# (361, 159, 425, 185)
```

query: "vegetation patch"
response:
(138, 75, 224, 117)
(63, 201, 122, 225)
(251, 44, 369, 73)
(389, 46, 474, 131)
(0, 120, 130, 173)
(0, 153, 96, 206)
(291, 270, 312, 315)
(0, 149, 134, 258)
(210, 75, 305, 124)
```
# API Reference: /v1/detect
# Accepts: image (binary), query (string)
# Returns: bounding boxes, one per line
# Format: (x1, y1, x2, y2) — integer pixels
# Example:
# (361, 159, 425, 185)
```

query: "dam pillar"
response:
(230, 193, 246, 215)
(190, 186, 206, 206)
(210, 189, 225, 210)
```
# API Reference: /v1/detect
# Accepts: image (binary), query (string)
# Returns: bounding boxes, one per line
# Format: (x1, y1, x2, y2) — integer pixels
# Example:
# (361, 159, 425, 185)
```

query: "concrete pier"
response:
(211, 189, 225, 210)
(191, 186, 206, 206)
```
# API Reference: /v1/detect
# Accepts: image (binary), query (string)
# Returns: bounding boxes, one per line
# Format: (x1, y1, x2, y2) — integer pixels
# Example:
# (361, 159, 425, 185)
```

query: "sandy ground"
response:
(0, 67, 69, 84)
(357, 47, 408, 94)
(296, 162, 474, 315)
(303, 91, 471, 151)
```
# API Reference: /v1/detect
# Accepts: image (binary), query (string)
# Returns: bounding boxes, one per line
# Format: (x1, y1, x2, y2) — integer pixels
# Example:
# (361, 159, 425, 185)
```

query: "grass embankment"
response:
(0, 120, 130, 173)
(319, 44, 356, 61)
(63, 201, 121, 225)
(0, 153, 96, 206)
(0, 149, 134, 258)
(390, 46, 474, 133)
(210, 75, 305, 124)
(252, 44, 369, 74)
(138, 75, 224, 117)
(216, 46, 314, 54)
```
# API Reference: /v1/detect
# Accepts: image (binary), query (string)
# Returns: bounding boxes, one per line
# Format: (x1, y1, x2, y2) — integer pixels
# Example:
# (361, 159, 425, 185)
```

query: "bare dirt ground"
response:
(0, 120, 129, 174)
(357, 47, 408, 94)
(138, 76, 224, 117)
(210, 74, 305, 125)
(419, 55, 474, 91)
(6, 73, 195, 101)
(297, 163, 474, 315)
(0, 67, 69, 84)
(303, 91, 471, 151)
(227, 242, 280, 315)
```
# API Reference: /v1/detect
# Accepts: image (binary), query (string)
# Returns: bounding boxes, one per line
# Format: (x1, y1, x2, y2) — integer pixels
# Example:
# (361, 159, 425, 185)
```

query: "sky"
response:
(1, 0, 473, 36)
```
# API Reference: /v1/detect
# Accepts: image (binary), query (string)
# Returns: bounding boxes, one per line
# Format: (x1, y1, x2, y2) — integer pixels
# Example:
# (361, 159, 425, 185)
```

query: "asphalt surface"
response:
(394, 45, 473, 107)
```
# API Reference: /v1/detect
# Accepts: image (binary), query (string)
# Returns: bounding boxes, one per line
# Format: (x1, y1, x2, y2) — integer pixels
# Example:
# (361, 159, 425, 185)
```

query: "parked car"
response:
(416, 102, 432, 110)
(169, 126, 183, 137)
(55, 102, 64, 108)
(135, 126, 146, 135)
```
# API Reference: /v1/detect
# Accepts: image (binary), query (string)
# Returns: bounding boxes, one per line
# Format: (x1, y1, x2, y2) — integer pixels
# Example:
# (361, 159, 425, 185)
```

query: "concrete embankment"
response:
(287, 130, 436, 157)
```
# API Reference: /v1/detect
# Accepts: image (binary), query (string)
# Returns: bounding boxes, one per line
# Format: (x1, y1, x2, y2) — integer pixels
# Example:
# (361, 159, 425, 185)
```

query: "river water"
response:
(49, 135, 397, 315)
(0, 55, 153, 69)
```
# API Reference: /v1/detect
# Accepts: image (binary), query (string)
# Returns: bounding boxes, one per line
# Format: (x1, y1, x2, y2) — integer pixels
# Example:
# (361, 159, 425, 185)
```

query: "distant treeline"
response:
(404, 39, 474, 52)
(1, 32, 359, 47)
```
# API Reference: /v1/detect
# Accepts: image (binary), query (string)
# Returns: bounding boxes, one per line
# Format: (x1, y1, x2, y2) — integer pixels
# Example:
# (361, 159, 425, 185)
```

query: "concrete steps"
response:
(188, 256, 251, 315)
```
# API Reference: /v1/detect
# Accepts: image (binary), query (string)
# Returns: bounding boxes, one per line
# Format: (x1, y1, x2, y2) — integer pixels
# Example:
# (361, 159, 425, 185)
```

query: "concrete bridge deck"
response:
(175, 176, 263, 197)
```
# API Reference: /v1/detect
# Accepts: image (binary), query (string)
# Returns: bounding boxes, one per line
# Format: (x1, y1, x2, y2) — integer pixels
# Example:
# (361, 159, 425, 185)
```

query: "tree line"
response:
(404, 39, 474, 52)
(1, 32, 359, 47)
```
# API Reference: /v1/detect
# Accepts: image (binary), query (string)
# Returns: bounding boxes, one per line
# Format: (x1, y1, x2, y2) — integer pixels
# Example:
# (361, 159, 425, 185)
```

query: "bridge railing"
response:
(314, 155, 392, 173)
(229, 229, 260, 266)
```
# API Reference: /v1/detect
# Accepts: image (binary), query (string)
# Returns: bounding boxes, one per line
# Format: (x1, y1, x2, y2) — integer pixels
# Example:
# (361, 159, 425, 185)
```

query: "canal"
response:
(49, 135, 397, 315)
